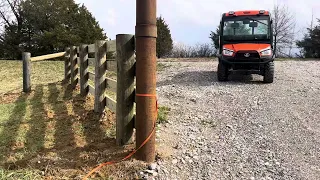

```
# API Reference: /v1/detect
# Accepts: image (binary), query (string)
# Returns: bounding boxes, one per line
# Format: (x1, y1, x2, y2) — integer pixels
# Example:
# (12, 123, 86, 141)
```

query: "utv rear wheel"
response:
(263, 61, 274, 83)
(217, 62, 228, 81)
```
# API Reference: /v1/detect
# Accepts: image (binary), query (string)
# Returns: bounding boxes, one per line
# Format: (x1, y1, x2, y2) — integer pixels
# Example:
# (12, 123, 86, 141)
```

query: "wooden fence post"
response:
(80, 44, 89, 96)
(64, 47, 71, 83)
(94, 40, 107, 113)
(23, 52, 31, 93)
(70, 46, 78, 87)
(116, 34, 135, 146)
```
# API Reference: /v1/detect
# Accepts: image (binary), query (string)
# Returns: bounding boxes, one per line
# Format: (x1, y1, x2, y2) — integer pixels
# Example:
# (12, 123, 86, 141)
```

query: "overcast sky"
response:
(75, 0, 320, 45)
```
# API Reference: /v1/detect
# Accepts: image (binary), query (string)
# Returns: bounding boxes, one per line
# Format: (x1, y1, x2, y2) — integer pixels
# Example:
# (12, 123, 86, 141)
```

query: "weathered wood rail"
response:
(22, 34, 136, 146)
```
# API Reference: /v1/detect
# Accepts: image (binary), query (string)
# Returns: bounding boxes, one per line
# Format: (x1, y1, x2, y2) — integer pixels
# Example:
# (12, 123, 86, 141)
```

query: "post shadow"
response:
(25, 85, 46, 153)
(0, 93, 28, 167)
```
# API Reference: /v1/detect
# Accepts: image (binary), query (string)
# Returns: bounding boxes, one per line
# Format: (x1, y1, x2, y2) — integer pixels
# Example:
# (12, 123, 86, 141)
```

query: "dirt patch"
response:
(0, 92, 25, 104)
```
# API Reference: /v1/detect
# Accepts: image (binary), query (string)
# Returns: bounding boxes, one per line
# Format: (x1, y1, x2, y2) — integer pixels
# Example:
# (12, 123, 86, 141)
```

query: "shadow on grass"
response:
(1, 82, 136, 179)
(25, 85, 46, 155)
(0, 93, 29, 166)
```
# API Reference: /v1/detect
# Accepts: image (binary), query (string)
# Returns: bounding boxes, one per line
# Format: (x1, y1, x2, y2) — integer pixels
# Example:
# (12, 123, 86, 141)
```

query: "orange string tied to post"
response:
(82, 94, 158, 180)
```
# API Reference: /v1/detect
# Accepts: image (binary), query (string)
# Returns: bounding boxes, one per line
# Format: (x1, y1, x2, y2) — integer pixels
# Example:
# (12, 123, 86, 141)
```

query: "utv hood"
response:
(224, 43, 271, 52)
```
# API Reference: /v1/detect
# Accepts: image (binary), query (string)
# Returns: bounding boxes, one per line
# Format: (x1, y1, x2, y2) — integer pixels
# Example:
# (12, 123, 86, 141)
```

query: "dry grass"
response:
(0, 60, 148, 179)
(0, 83, 146, 179)
(0, 60, 65, 94)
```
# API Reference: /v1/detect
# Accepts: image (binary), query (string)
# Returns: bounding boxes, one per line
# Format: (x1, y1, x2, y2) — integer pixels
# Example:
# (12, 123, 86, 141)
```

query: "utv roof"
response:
(224, 10, 270, 17)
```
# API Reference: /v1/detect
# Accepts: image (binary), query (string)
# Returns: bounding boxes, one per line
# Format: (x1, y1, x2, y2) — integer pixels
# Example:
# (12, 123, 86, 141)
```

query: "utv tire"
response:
(263, 61, 274, 83)
(217, 62, 228, 81)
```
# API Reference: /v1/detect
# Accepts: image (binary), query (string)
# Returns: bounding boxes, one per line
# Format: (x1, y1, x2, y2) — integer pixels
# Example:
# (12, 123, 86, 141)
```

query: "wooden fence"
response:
(23, 34, 136, 146)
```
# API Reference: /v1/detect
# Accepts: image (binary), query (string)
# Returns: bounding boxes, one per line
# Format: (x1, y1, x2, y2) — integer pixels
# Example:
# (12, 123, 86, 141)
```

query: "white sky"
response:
(75, 0, 320, 45)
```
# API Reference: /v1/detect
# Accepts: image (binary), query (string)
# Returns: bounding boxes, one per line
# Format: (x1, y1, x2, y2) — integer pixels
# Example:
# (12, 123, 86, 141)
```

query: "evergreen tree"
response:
(0, 0, 107, 58)
(296, 19, 320, 58)
(156, 16, 173, 58)
(209, 27, 220, 50)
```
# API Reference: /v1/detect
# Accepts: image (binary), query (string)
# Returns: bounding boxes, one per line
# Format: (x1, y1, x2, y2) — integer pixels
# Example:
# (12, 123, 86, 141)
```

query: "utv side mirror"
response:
(249, 22, 258, 27)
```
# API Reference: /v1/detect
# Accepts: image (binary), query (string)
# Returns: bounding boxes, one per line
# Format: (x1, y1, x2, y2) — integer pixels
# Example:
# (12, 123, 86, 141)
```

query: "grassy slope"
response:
(0, 60, 146, 179)
(0, 60, 65, 94)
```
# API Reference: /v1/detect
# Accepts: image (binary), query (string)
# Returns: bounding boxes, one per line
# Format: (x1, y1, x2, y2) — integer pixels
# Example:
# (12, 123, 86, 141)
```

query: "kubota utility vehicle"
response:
(217, 10, 274, 83)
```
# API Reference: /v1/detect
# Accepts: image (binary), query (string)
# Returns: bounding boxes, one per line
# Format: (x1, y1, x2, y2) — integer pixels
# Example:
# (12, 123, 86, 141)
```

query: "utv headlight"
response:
(223, 48, 234, 56)
(260, 48, 272, 56)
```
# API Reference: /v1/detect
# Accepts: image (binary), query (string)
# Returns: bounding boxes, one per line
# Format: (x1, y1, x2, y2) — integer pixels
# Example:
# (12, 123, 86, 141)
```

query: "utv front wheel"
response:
(217, 62, 228, 81)
(263, 61, 274, 83)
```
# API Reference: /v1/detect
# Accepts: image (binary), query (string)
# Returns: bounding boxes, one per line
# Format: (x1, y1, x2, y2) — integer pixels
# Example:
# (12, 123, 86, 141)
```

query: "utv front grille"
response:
(235, 51, 260, 59)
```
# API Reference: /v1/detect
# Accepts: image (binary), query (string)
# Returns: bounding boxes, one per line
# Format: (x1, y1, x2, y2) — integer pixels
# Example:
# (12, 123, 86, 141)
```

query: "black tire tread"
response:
(263, 61, 274, 83)
(217, 62, 228, 81)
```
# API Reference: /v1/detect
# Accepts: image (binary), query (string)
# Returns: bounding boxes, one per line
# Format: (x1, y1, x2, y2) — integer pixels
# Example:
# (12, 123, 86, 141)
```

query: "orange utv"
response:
(217, 10, 274, 83)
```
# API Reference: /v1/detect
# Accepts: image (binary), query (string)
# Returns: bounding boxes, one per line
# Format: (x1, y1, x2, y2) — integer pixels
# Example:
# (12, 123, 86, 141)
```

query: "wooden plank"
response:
(88, 58, 95, 66)
(94, 40, 107, 113)
(88, 44, 95, 53)
(70, 46, 78, 88)
(105, 77, 117, 92)
(106, 61, 117, 72)
(116, 34, 135, 145)
(88, 72, 95, 81)
(105, 95, 117, 112)
(80, 44, 89, 96)
(31, 52, 66, 62)
(64, 47, 71, 82)
(107, 40, 116, 52)
(23, 52, 31, 93)
(88, 85, 95, 95)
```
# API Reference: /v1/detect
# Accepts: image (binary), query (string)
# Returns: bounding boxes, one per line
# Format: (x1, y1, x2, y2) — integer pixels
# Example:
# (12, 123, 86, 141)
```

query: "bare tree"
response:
(170, 42, 216, 58)
(0, 0, 22, 55)
(272, 3, 296, 57)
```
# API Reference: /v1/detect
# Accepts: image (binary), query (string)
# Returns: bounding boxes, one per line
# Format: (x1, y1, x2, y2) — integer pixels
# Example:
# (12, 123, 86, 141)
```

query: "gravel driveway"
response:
(154, 60, 320, 180)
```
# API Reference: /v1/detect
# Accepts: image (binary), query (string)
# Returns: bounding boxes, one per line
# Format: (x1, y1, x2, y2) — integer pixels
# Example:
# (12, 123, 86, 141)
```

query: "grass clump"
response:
(157, 63, 172, 72)
(157, 106, 171, 124)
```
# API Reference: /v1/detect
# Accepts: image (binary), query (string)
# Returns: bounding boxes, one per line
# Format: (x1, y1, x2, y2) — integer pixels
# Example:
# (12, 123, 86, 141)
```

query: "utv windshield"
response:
(222, 16, 270, 41)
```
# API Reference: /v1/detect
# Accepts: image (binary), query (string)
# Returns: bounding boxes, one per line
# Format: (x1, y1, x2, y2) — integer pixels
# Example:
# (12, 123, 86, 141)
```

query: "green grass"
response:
(0, 60, 65, 94)
(0, 169, 43, 180)
(157, 106, 171, 124)
(0, 60, 145, 179)
(157, 62, 172, 71)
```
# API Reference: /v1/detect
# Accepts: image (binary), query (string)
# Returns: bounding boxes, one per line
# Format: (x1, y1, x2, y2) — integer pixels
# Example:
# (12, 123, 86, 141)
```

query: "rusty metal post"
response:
(135, 0, 157, 162)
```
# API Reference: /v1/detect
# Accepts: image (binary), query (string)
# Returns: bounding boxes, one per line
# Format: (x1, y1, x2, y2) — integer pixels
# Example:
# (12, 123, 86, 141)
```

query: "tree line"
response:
(0, 0, 106, 59)
(158, 4, 320, 59)
(0, 1, 318, 59)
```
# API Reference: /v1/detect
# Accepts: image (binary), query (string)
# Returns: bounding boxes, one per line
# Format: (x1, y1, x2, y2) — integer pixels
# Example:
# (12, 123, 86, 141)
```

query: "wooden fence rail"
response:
(22, 34, 136, 147)
(65, 35, 136, 145)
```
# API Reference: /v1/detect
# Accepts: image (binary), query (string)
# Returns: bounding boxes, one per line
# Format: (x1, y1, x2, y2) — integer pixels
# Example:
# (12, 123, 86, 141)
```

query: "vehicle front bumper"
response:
(219, 55, 274, 65)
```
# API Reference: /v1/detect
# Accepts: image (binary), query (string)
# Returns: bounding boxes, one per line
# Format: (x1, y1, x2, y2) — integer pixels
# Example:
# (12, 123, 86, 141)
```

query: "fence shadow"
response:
(1, 82, 133, 178)
(0, 93, 29, 167)
(157, 70, 264, 87)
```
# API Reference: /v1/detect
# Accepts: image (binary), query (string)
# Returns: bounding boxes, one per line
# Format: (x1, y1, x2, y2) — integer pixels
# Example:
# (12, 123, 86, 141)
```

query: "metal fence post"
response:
(135, 0, 157, 162)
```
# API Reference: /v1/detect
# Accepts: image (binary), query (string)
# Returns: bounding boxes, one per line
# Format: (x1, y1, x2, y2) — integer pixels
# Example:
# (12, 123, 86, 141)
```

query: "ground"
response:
(0, 60, 145, 180)
(154, 59, 320, 180)
(1, 59, 320, 179)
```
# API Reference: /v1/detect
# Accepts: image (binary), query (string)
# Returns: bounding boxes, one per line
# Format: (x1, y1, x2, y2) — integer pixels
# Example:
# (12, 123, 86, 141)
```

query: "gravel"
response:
(154, 60, 320, 180)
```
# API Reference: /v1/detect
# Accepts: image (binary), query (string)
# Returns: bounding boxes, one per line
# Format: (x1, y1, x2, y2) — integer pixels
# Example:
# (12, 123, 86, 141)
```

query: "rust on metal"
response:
(135, 0, 157, 162)
(135, 24, 157, 37)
